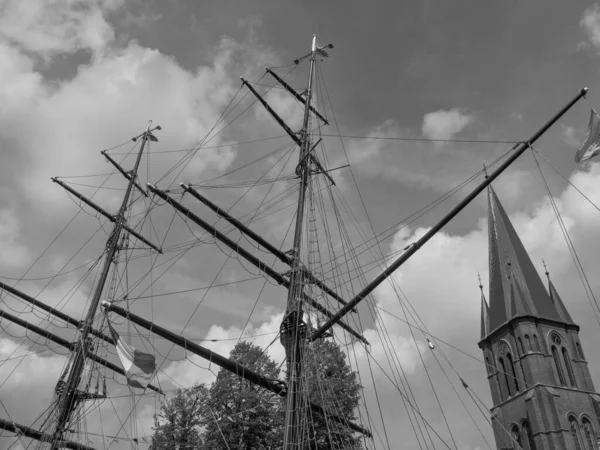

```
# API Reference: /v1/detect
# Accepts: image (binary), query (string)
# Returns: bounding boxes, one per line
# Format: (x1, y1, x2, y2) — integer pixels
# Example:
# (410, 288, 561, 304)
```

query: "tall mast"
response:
(280, 34, 318, 450)
(51, 122, 159, 448)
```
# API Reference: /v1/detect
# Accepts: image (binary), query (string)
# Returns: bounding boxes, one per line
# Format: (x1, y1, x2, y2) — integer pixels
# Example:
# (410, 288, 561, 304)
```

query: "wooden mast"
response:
(280, 34, 318, 450)
(50, 122, 160, 449)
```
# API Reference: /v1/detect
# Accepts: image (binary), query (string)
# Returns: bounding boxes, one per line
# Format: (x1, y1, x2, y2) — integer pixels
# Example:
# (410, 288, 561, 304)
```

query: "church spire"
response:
(487, 186, 562, 330)
(544, 261, 576, 325)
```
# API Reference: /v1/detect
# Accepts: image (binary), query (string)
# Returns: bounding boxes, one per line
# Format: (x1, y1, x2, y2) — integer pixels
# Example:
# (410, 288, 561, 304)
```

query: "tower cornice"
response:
(478, 315, 580, 349)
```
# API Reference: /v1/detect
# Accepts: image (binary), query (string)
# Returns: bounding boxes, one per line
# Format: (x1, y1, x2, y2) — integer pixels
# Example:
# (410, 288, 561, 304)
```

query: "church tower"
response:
(478, 186, 600, 450)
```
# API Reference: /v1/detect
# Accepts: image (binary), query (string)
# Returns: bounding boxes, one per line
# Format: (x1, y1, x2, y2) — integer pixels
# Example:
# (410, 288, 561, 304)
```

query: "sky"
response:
(3, 1, 600, 449)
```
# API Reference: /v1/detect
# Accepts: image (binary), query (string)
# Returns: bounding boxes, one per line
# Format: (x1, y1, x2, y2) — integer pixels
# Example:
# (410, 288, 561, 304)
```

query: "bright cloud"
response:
(0, 209, 29, 269)
(0, 0, 123, 56)
(580, 4, 600, 51)
(421, 108, 473, 141)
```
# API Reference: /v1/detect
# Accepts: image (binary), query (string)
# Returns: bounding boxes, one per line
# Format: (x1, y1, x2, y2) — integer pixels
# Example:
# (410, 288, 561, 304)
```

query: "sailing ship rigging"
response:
(0, 34, 594, 449)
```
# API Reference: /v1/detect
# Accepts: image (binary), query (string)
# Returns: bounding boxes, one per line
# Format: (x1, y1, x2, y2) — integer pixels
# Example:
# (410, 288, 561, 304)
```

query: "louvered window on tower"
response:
(552, 346, 567, 386)
(582, 418, 597, 450)
(499, 357, 512, 398)
(570, 417, 584, 450)
(563, 348, 577, 388)
(507, 353, 520, 392)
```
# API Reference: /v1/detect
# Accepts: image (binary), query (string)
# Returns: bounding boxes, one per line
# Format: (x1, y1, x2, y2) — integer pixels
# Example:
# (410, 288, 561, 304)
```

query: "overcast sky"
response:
(3, 1, 600, 449)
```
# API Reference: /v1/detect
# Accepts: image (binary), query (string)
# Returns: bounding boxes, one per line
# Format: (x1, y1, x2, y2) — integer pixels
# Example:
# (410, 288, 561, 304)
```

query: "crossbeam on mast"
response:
(101, 301, 372, 438)
(265, 67, 329, 125)
(242, 78, 335, 186)
(179, 184, 354, 312)
(0, 418, 96, 450)
(146, 184, 368, 345)
(311, 87, 589, 341)
(0, 281, 115, 346)
(0, 308, 163, 394)
(51, 178, 162, 254)
(101, 151, 148, 197)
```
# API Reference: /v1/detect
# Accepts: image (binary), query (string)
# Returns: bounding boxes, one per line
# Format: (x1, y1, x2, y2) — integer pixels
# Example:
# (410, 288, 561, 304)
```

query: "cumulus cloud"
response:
(334, 119, 508, 194)
(580, 4, 600, 51)
(0, 0, 123, 57)
(160, 312, 285, 388)
(0, 209, 30, 269)
(422, 108, 473, 141)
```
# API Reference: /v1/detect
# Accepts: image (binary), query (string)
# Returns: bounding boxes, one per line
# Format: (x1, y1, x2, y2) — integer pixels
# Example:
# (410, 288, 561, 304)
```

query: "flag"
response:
(108, 322, 156, 389)
(575, 108, 600, 166)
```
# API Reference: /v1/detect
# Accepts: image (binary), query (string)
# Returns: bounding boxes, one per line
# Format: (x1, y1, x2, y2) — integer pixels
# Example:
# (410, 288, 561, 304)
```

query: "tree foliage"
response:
(150, 339, 364, 450)
(303, 339, 363, 449)
(202, 341, 283, 449)
(150, 383, 208, 450)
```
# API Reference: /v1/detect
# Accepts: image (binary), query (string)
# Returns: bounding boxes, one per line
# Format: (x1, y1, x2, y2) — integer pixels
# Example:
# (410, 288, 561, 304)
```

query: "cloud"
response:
(0, 34, 277, 212)
(0, 209, 30, 269)
(0, 0, 123, 57)
(120, 10, 162, 28)
(0, 338, 68, 425)
(580, 4, 600, 51)
(334, 119, 506, 194)
(562, 124, 580, 148)
(159, 312, 284, 388)
(422, 108, 473, 141)
(510, 112, 523, 121)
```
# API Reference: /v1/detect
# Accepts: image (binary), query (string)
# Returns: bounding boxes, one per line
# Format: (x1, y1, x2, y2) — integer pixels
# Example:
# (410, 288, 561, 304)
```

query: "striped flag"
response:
(107, 322, 156, 389)
(575, 109, 600, 167)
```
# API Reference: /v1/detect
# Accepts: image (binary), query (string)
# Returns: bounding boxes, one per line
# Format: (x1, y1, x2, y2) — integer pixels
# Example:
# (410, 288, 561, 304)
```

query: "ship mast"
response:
(280, 34, 317, 450)
(50, 122, 160, 448)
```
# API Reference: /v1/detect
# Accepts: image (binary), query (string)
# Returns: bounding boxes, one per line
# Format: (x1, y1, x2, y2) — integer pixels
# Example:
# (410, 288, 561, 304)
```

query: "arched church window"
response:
(511, 425, 522, 448)
(507, 353, 520, 392)
(552, 346, 566, 386)
(582, 418, 597, 450)
(525, 334, 531, 352)
(570, 416, 584, 450)
(576, 342, 585, 360)
(522, 420, 536, 450)
(499, 357, 512, 397)
(517, 338, 524, 355)
(551, 332, 562, 346)
(562, 348, 577, 388)
(533, 334, 540, 352)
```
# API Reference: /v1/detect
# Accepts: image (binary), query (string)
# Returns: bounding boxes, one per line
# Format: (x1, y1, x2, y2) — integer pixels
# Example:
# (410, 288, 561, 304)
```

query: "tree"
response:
(149, 339, 364, 449)
(303, 339, 363, 449)
(202, 341, 283, 449)
(150, 383, 209, 450)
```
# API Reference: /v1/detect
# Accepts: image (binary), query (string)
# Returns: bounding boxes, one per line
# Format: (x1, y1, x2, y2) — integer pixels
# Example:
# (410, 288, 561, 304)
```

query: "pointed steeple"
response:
(487, 186, 562, 330)
(544, 262, 576, 326)
(479, 274, 490, 339)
